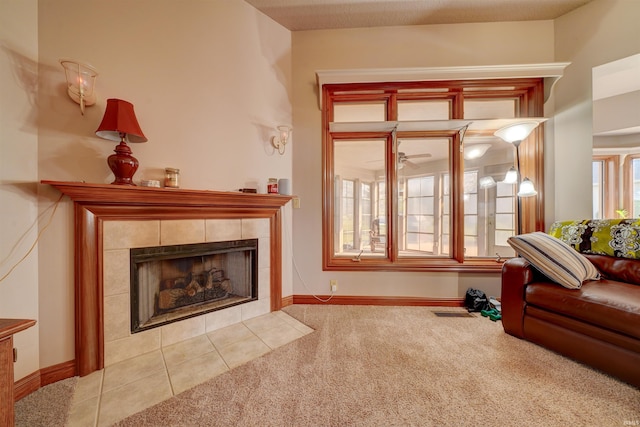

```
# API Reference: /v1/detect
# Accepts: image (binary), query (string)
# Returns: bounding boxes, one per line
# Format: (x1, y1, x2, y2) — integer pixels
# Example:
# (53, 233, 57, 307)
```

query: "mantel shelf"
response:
(42, 181, 292, 209)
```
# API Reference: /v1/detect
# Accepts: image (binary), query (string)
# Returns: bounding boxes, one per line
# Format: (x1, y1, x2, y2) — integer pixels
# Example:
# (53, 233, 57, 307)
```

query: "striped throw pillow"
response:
(507, 232, 600, 289)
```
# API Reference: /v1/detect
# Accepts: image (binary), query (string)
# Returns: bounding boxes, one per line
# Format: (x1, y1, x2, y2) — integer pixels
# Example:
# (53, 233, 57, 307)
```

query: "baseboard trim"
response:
(281, 295, 294, 307)
(292, 295, 464, 306)
(14, 360, 76, 402)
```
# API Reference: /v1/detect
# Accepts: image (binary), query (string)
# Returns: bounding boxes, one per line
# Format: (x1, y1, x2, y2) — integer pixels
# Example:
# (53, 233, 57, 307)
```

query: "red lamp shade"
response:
(95, 99, 147, 185)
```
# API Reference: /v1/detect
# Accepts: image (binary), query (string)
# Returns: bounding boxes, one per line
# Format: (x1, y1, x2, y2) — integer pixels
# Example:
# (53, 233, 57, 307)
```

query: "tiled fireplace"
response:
(43, 181, 291, 376)
(103, 217, 271, 367)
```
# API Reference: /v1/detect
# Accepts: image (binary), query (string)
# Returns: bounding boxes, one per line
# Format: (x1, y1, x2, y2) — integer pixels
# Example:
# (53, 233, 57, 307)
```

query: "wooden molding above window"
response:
(316, 62, 570, 108)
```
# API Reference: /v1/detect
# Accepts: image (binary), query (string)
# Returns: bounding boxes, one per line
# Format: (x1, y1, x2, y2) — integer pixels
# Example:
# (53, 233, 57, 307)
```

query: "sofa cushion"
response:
(549, 219, 640, 259)
(508, 232, 600, 289)
(525, 280, 640, 341)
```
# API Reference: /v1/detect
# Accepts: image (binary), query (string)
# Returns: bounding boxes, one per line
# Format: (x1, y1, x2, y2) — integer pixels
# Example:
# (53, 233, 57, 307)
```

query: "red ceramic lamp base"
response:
(108, 141, 139, 185)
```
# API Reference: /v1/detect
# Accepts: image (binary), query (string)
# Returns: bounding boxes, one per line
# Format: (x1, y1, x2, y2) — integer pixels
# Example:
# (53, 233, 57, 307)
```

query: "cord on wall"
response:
(0, 193, 64, 283)
(282, 206, 335, 303)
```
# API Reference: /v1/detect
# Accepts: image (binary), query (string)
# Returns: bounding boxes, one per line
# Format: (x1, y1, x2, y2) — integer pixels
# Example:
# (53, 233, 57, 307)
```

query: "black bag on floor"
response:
(464, 288, 491, 312)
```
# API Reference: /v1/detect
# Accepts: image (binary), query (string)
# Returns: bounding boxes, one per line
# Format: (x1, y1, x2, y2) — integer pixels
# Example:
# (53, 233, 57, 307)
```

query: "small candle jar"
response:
(164, 168, 180, 188)
(267, 178, 278, 194)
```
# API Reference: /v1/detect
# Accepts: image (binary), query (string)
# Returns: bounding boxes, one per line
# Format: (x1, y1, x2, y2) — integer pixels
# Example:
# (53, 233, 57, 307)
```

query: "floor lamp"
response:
(494, 121, 541, 235)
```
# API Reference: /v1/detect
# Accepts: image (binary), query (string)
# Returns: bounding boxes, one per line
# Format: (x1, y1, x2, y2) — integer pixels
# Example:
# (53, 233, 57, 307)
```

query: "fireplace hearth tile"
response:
(105, 329, 161, 367)
(167, 349, 229, 395)
(207, 322, 256, 349)
(103, 220, 160, 250)
(215, 334, 270, 369)
(162, 335, 216, 368)
(258, 324, 307, 349)
(103, 350, 166, 393)
(160, 219, 206, 245)
(97, 369, 172, 426)
(243, 312, 290, 336)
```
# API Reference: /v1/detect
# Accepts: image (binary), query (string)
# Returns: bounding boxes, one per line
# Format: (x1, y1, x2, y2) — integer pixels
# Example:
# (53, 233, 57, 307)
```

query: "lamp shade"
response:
(517, 178, 538, 197)
(479, 176, 497, 189)
(503, 167, 518, 184)
(494, 121, 539, 143)
(95, 99, 147, 143)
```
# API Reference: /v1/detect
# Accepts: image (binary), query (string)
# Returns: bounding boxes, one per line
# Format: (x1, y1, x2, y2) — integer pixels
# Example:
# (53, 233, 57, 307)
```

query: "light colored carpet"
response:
(14, 375, 77, 426)
(110, 305, 639, 426)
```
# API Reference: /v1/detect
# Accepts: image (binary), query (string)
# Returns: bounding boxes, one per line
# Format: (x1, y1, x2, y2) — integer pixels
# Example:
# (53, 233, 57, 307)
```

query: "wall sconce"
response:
(60, 59, 98, 115)
(272, 125, 291, 155)
(95, 99, 147, 185)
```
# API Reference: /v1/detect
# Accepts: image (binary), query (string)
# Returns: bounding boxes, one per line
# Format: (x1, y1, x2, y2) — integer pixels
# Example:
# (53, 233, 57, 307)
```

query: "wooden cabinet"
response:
(0, 319, 36, 427)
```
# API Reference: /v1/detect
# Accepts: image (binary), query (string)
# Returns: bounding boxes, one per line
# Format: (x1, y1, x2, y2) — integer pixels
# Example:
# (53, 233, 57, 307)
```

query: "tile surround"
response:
(102, 217, 272, 368)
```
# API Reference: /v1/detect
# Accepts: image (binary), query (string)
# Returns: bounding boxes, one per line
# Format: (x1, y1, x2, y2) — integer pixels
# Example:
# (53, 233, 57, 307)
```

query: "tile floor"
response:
(66, 310, 314, 426)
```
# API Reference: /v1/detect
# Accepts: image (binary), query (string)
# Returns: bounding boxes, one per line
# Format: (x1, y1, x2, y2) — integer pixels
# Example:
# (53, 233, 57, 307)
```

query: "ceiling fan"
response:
(398, 151, 432, 169)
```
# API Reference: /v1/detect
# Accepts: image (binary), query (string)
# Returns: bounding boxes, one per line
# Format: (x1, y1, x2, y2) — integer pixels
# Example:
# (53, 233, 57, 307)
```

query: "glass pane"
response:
(495, 230, 514, 246)
(333, 138, 387, 257)
(464, 99, 517, 119)
(398, 100, 450, 121)
(464, 215, 477, 235)
(464, 236, 478, 257)
(495, 213, 513, 229)
(633, 158, 640, 217)
(465, 137, 516, 259)
(592, 161, 603, 219)
(333, 102, 387, 122)
(464, 194, 477, 215)
(398, 139, 450, 258)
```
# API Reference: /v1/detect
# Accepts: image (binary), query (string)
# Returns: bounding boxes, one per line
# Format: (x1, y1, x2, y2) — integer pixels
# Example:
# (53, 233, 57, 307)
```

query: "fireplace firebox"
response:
(130, 239, 258, 333)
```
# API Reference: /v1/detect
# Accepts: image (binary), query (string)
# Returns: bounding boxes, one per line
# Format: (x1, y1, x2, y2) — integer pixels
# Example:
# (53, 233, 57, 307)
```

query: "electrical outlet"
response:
(330, 279, 338, 293)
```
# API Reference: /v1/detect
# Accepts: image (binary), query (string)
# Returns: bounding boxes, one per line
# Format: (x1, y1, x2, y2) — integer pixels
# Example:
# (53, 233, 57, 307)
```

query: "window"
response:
(323, 79, 544, 271)
(624, 154, 640, 217)
(592, 155, 619, 219)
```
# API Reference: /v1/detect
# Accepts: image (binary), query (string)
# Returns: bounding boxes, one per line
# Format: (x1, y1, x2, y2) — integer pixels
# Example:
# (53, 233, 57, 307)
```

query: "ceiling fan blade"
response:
(404, 159, 419, 168)
(406, 153, 432, 159)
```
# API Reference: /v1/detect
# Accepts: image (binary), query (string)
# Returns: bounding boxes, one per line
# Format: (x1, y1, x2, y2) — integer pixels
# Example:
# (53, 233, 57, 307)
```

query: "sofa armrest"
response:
(501, 257, 536, 338)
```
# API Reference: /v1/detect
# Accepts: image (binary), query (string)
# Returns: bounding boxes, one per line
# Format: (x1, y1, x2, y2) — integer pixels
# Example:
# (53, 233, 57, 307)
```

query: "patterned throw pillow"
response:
(508, 232, 600, 289)
(548, 219, 640, 259)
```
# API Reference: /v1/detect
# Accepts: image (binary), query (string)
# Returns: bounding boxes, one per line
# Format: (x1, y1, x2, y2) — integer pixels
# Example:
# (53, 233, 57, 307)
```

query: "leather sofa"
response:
(502, 247, 640, 388)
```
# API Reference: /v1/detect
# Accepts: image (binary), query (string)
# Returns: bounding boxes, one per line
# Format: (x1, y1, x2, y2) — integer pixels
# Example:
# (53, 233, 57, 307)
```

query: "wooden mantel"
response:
(43, 181, 291, 376)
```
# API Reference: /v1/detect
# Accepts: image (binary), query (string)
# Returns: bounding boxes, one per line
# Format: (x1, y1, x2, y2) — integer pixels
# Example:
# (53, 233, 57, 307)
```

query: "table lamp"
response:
(95, 99, 147, 185)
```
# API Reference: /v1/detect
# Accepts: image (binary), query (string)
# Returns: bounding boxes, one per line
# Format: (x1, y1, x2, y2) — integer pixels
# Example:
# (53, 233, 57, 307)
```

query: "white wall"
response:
(35, 0, 292, 371)
(291, 21, 555, 300)
(0, 0, 41, 380)
(552, 0, 640, 221)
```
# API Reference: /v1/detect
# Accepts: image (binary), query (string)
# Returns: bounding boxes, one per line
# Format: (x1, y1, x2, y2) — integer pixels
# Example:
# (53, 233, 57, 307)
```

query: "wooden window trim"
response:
(322, 79, 545, 273)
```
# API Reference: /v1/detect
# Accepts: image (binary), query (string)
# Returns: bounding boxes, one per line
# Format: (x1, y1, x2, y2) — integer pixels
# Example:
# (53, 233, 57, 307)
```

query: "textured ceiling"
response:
(246, 0, 594, 31)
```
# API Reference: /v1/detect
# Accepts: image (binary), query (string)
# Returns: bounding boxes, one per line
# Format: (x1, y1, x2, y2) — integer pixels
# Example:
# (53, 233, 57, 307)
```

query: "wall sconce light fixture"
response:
(272, 125, 292, 155)
(95, 99, 147, 185)
(60, 59, 98, 115)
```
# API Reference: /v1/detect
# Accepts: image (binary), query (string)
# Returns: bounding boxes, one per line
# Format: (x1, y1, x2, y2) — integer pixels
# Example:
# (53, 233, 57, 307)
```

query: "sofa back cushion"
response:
(585, 254, 640, 286)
